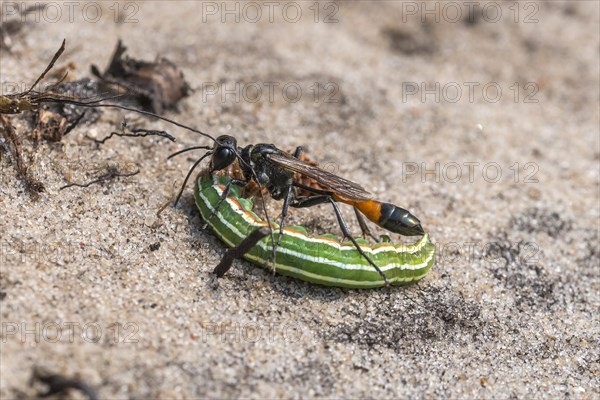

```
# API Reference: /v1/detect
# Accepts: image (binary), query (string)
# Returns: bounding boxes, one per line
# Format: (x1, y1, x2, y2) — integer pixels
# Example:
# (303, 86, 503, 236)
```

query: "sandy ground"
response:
(1, 1, 599, 399)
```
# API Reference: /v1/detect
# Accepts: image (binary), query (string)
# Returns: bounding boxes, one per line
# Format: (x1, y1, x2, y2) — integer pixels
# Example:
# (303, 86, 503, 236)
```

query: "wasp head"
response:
(211, 135, 238, 171)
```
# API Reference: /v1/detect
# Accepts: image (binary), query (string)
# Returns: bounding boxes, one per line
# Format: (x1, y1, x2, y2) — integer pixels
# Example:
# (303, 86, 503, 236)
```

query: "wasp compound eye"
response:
(212, 147, 236, 171)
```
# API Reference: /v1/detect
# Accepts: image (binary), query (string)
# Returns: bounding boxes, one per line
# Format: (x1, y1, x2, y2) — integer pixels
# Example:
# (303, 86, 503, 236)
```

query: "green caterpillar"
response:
(195, 174, 435, 288)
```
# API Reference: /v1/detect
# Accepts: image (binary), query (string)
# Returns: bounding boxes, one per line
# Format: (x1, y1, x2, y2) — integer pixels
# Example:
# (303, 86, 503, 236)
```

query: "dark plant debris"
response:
(30, 367, 98, 400)
(93, 120, 176, 144)
(29, 78, 105, 130)
(60, 165, 140, 190)
(0, 40, 69, 115)
(1, 39, 179, 195)
(31, 108, 86, 143)
(91, 40, 192, 114)
(0, 40, 71, 196)
(0, 115, 45, 196)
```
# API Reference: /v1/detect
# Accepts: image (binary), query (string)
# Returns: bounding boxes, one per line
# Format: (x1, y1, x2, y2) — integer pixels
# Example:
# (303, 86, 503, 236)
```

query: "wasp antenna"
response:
(36, 98, 217, 143)
(92, 103, 217, 142)
(173, 150, 213, 206)
(167, 146, 212, 160)
(33, 95, 125, 108)
(43, 93, 125, 104)
(233, 148, 253, 171)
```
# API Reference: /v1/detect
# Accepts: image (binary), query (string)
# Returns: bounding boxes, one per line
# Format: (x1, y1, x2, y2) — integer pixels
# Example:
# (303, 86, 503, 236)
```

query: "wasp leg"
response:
(268, 146, 303, 264)
(213, 227, 271, 277)
(292, 181, 331, 196)
(354, 207, 381, 243)
(173, 150, 213, 206)
(265, 145, 304, 270)
(290, 195, 390, 285)
(268, 184, 294, 273)
(202, 178, 247, 229)
(292, 182, 381, 243)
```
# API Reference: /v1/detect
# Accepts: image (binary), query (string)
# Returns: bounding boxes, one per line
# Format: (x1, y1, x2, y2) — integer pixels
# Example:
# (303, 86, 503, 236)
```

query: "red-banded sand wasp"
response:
(4, 40, 425, 285)
(169, 134, 425, 285)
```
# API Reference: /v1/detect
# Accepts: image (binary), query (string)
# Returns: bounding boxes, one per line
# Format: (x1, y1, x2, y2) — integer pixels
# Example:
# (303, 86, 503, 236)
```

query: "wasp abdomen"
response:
(378, 203, 424, 236)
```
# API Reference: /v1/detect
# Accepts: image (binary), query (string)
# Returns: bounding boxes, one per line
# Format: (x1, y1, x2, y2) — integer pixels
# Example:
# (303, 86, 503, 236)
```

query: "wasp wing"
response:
(266, 151, 373, 201)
